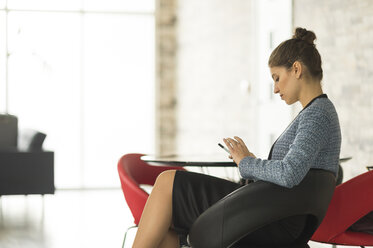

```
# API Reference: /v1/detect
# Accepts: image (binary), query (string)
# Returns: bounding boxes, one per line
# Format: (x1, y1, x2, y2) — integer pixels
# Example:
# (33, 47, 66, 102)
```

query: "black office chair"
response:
(187, 169, 336, 248)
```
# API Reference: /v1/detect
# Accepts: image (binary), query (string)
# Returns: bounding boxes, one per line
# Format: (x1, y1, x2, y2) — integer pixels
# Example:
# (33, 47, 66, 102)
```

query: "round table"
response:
(141, 154, 236, 167)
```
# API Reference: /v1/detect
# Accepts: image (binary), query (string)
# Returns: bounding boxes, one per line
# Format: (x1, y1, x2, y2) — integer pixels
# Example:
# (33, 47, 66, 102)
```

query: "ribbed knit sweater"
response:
(238, 94, 341, 188)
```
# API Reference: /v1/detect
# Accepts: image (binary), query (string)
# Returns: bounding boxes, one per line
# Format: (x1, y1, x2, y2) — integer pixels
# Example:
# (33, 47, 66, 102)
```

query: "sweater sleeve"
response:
(238, 108, 330, 188)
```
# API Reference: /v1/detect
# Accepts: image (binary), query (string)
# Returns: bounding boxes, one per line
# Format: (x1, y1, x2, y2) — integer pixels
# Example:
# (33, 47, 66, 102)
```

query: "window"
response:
(0, 11, 5, 112)
(0, 1, 155, 188)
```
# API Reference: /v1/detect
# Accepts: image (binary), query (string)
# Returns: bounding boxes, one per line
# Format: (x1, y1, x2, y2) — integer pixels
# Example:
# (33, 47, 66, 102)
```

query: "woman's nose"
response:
(274, 85, 280, 94)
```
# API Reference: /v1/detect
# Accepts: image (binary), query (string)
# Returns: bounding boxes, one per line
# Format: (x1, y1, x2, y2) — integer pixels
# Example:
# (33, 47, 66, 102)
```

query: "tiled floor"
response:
(0, 189, 363, 248)
(0, 189, 135, 248)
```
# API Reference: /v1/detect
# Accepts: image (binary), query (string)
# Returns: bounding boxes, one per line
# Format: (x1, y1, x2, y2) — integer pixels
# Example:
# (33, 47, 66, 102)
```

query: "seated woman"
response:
(132, 27, 342, 248)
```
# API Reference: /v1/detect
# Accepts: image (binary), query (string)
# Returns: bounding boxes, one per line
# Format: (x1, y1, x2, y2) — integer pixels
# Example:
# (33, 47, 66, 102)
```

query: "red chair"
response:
(117, 153, 186, 247)
(311, 170, 373, 247)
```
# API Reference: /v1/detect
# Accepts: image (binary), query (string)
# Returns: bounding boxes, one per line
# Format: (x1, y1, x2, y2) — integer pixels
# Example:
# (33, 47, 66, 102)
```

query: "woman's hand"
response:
(223, 136, 256, 165)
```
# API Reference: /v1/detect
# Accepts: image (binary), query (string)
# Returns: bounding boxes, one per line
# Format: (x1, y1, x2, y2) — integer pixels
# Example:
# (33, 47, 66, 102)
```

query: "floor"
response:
(0, 189, 364, 248)
(0, 189, 135, 248)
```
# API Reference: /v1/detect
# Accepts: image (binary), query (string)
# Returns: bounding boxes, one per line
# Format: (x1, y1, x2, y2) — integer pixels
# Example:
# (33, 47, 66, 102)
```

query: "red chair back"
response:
(117, 153, 185, 225)
(311, 170, 373, 246)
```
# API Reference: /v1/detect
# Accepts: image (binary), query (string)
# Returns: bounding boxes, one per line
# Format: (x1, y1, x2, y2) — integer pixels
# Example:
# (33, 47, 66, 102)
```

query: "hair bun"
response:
(293, 27, 316, 45)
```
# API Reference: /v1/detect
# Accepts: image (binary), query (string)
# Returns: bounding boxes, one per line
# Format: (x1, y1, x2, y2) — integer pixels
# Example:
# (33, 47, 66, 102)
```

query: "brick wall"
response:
(155, 0, 178, 155)
(156, 0, 291, 170)
(175, 0, 258, 159)
(293, 0, 373, 180)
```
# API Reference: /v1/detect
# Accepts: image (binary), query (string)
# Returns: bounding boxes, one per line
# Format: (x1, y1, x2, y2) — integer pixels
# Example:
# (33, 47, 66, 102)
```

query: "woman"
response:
(132, 27, 342, 248)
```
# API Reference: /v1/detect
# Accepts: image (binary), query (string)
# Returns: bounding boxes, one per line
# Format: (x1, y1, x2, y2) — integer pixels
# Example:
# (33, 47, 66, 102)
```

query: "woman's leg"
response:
(132, 170, 178, 248)
(157, 229, 179, 248)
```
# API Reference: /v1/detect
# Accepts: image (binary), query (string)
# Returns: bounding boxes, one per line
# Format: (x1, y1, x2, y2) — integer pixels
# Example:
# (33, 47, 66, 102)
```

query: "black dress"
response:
(171, 170, 307, 246)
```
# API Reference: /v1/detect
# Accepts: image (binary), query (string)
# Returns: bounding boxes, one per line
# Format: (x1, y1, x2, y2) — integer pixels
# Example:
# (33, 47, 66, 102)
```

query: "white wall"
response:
(294, 0, 373, 182)
(175, 0, 292, 178)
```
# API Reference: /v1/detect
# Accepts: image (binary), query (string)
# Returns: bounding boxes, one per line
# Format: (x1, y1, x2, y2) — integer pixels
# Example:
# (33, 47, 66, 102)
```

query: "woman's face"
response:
(269, 65, 300, 105)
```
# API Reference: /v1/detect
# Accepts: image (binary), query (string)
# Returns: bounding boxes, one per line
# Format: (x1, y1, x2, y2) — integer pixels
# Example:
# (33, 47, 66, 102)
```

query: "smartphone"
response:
(218, 143, 230, 154)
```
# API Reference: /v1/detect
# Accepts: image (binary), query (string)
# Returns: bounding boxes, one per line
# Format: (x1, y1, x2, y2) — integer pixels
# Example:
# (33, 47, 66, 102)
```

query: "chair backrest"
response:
(0, 114, 18, 150)
(118, 153, 149, 225)
(311, 170, 373, 246)
(188, 169, 336, 248)
(117, 153, 185, 225)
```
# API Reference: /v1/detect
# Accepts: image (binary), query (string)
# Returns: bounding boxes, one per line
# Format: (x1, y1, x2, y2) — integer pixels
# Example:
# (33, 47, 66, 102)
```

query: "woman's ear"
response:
(292, 61, 302, 79)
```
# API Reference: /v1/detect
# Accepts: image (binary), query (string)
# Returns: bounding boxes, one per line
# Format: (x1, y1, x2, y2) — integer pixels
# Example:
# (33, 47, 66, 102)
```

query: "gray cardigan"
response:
(239, 94, 341, 188)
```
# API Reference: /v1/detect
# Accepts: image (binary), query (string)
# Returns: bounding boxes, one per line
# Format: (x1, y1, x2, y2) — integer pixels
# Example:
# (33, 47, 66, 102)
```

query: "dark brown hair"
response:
(268, 27, 323, 81)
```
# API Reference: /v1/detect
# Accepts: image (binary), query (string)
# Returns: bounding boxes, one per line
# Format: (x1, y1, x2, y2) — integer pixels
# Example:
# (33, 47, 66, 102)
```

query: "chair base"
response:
(122, 225, 137, 248)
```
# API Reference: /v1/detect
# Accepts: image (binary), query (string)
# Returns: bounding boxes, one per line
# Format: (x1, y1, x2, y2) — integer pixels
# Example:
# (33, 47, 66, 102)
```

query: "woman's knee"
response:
(155, 170, 177, 189)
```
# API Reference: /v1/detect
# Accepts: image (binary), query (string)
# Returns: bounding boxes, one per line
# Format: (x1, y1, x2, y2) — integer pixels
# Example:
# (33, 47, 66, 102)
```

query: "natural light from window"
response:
(0, 0, 155, 188)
